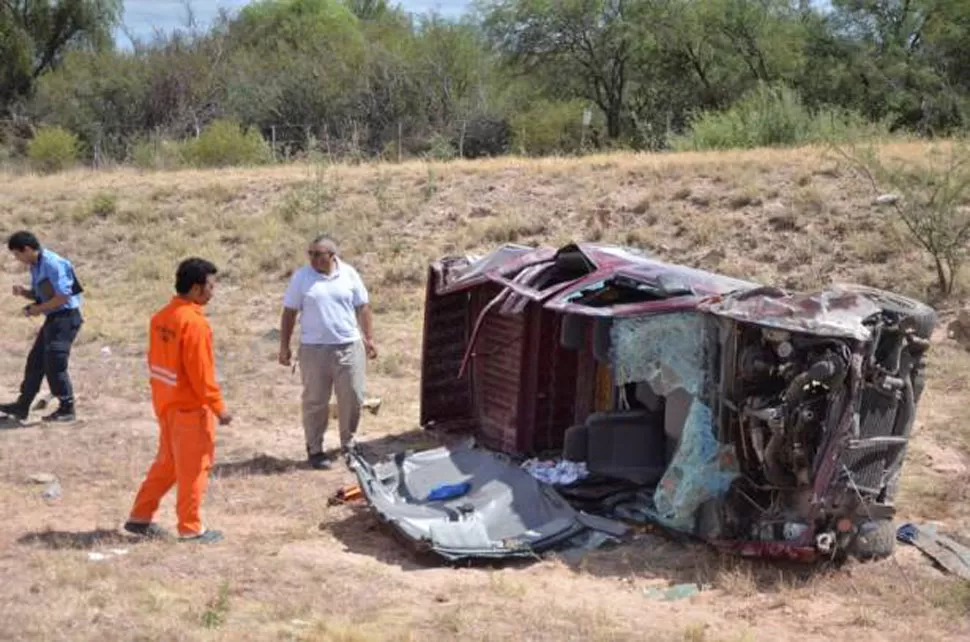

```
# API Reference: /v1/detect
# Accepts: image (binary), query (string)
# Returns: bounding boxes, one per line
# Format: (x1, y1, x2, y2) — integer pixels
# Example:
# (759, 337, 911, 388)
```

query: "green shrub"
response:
(182, 119, 271, 168)
(674, 84, 890, 151)
(90, 192, 118, 218)
(511, 100, 594, 156)
(425, 133, 456, 161)
(72, 191, 118, 223)
(131, 138, 185, 170)
(27, 126, 80, 173)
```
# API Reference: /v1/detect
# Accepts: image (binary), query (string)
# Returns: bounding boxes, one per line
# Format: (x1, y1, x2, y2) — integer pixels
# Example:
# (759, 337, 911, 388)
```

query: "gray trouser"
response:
(299, 341, 365, 456)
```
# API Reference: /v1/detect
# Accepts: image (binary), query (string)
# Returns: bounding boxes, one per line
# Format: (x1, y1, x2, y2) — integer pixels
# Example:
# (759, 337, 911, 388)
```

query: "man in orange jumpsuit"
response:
(124, 258, 232, 543)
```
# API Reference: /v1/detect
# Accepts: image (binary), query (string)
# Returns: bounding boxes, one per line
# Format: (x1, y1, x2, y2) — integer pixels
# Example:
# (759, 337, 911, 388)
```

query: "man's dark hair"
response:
(7, 231, 40, 252)
(175, 257, 218, 295)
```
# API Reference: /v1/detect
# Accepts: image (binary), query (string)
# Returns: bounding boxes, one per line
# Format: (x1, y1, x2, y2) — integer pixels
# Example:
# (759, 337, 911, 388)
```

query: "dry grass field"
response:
(1, 142, 969, 641)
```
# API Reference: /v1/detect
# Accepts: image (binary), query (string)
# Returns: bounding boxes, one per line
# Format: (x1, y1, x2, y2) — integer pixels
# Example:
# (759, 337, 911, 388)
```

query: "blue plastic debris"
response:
(896, 522, 920, 544)
(426, 482, 471, 502)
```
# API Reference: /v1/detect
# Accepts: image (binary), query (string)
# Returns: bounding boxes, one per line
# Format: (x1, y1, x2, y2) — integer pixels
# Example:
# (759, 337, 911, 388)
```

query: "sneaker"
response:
(124, 521, 172, 539)
(42, 405, 75, 423)
(0, 402, 28, 421)
(179, 529, 223, 544)
(308, 453, 332, 470)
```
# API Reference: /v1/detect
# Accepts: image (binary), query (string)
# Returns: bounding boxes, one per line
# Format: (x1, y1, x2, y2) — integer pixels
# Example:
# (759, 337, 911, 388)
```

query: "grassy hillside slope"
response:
(0, 144, 968, 641)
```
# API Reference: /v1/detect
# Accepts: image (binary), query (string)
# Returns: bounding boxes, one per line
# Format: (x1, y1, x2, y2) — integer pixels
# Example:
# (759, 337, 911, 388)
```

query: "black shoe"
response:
(124, 521, 172, 539)
(308, 453, 332, 470)
(42, 405, 75, 423)
(0, 402, 28, 421)
(179, 529, 223, 544)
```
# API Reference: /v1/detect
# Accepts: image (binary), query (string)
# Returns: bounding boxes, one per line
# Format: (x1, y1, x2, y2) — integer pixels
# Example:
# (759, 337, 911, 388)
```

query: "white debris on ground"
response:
(41, 481, 62, 501)
(521, 459, 589, 486)
(873, 193, 900, 206)
(87, 549, 129, 562)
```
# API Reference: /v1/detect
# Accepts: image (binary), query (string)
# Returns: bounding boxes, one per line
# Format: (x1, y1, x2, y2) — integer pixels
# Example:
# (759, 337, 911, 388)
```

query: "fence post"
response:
(397, 121, 402, 163)
(270, 125, 277, 162)
(93, 130, 103, 169)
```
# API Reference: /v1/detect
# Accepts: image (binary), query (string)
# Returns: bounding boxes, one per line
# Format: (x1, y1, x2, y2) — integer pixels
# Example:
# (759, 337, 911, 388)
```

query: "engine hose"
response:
(784, 358, 843, 404)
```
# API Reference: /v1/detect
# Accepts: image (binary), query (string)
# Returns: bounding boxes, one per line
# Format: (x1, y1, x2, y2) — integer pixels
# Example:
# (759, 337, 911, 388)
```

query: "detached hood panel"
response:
(348, 442, 587, 561)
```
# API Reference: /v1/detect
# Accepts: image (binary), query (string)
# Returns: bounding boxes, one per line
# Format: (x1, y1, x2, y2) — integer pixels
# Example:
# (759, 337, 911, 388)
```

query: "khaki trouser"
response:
(300, 341, 365, 456)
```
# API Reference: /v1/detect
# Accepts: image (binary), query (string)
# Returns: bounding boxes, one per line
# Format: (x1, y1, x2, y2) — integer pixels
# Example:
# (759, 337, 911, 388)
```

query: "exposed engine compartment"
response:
(713, 301, 933, 557)
(717, 323, 854, 547)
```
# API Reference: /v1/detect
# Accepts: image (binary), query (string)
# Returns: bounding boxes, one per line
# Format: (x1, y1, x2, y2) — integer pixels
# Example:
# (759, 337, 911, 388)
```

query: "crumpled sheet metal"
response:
(700, 287, 882, 341)
(434, 244, 539, 293)
(652, 401, 740, 532)
(610, 313, 711, 395)
(347, 441, 598, 561)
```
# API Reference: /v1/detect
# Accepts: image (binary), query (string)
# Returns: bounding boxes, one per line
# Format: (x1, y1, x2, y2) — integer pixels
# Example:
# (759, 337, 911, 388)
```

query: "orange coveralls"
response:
(129, 297, 226, 537)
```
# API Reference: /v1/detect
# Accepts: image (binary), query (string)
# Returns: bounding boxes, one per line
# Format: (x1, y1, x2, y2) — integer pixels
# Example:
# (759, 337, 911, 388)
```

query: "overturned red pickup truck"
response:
(353, 242, 936, 562)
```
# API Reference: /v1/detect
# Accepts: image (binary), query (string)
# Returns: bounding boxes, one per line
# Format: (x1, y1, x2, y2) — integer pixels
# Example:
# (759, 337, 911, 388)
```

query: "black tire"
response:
(836, 283, 937, 339)
(848, 520, 896, 561)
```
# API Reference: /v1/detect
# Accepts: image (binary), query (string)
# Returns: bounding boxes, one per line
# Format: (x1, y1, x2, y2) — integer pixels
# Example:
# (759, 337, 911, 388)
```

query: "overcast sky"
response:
(119, 0, 471, 45)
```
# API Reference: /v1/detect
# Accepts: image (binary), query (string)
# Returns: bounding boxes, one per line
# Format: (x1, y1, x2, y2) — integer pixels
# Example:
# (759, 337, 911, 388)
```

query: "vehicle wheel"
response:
(848, 520, 896, 561)
(836, 284, 937, 339)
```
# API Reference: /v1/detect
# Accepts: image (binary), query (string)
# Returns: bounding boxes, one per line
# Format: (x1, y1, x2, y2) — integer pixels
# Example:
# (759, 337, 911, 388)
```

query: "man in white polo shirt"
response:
(278, 236, 377, 470)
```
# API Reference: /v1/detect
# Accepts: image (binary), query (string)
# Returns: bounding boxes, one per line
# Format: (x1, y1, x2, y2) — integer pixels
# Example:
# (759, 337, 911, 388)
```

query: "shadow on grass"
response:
(556, 527, 833, 593)
(221, 425, 821, 589)
(323, 504, 535, 573)
(211, 428, 442, 479)
(17, 528, 139, 550)
(0, 416, 36, 431)
(212, 453, 306, 478)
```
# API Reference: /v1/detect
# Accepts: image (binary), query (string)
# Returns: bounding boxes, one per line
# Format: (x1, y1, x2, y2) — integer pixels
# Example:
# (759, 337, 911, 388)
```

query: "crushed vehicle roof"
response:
(433, 242, 886, 337)
(432, 242, 758, 318)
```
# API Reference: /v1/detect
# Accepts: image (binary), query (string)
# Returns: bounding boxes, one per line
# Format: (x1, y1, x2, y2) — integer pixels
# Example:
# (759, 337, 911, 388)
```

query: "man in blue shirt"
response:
(0, 231, 84, 423)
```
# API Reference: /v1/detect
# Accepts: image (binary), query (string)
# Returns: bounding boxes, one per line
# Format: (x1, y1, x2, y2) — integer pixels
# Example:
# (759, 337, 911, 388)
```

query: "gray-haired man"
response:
(278, 237, 377, 470)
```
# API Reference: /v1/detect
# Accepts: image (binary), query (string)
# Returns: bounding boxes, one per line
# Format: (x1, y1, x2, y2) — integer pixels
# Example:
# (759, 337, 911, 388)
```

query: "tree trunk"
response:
(935, 254, 949, 296)
(606, 102, 622, 139)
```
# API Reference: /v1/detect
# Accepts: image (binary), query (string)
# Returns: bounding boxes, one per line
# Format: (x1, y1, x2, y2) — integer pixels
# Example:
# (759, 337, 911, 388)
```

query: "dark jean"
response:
(18, 309, 83, 408)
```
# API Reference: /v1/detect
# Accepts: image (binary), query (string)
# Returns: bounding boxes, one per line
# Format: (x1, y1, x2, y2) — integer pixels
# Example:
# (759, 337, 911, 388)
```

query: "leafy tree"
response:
(482, 0, 644, 139)
(0, 0, 121, 108)
(828, 0, 960, 132)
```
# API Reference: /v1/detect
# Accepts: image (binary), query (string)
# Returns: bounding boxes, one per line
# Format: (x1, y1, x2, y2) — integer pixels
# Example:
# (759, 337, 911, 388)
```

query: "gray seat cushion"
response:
(566, 410, 666, 485)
